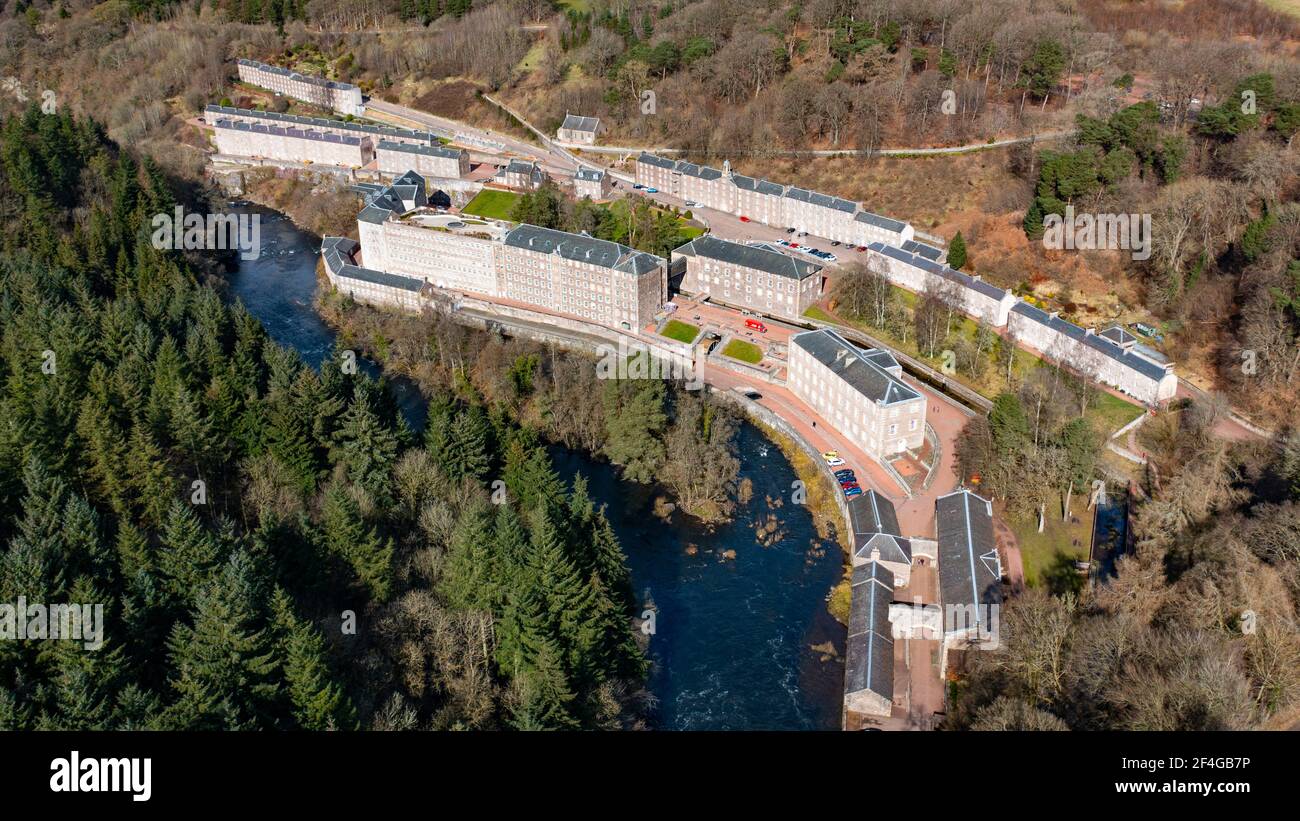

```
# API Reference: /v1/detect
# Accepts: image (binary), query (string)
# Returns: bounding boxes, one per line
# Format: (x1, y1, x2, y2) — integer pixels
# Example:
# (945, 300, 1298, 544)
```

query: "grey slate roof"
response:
(1011, 302, 1171, 381)
(785, 186, 857, 213)
(848, 490, 912, 565)
(336, 264, 424, 292)
(320, 236, 358, 274)
(238, 58, 361, 92)
(936, 489, 1001, 634)
(1099, 325, 1136, 346)
(213, 118, 364, 147)
(355, 169, 427, 224)
(560, 113, 600, 133)
(855, 211, 907, 233)
(731, 174, 785, 196)
(672, 234, 821, 281)
(638, 152, 676, 169)
(205, 105, 432, 144)
(377, 140, 464, 160)
(791, 329, 921, 405)
(575, 166, 605, 182)
(321, 236, 423, 293)
(845, 560, 894, 703)
(902, 240, 943, 261)
(868, 242, 1009, 302)
(504, 224, 664, 276)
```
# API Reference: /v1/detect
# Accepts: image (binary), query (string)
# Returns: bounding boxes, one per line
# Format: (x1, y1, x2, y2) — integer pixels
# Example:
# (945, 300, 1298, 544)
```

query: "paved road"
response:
(556, 129, 1077, 158)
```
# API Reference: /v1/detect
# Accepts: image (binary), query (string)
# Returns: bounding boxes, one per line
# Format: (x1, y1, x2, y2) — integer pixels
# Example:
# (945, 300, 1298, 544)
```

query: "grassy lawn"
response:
(517, 41, 546, 72)
(1014, 512, 1091, 591)
(1087, 391, 1145, 436)
(609, 198, 700, 239)
(461, 189, 522, 221)
(722, 339, 763, 364)
(661, 319, 700, 344)
(803, 305, 835, 323)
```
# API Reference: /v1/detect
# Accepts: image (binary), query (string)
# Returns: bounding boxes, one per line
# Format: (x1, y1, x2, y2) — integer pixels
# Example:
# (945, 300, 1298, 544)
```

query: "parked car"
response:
(745, 318, 767, 333)
(826, 457, 846, 467)
(839, 480, 860, 490)
(645, 187, 658, 193)
(831, 241, 840, 246)
(786, 227, 796, 234)
(856, 246, 867, 252)
(825, 253, 837, 262)
(739, 215, 751, 222)
(633, 184, 644, 190)
(833, 469, 856, 481)
(789, 242, 800, 249)
(821, 451, 839, 460)
(843, 486, 864, 498)
(797, 231, 808, 237)
(685, 200, 697, 207)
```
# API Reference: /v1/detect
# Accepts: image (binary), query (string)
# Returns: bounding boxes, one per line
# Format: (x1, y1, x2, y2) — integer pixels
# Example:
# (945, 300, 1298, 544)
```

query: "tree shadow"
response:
(1042, 551, 1086, 597)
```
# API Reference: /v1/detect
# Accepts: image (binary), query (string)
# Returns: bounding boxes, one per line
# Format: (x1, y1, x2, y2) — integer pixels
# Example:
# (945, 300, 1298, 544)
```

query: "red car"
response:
(739, 216, 751, 222)
(745, 318, 767, 333)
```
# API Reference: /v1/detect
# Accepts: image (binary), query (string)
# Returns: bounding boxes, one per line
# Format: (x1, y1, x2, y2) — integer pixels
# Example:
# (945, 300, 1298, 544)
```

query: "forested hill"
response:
(0, 105, 648, 730)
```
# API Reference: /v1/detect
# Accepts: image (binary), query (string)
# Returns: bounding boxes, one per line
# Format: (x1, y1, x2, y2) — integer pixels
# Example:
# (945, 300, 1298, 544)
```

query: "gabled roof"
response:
(672, 234, 821, 281)
(575, 166, 605, 182)
(855, 210, 907, 232)
(560, 113, 600, 133)
(637, 152, 676, 169)
(1011, 302, 1172, 381)
(785, 186, 857, 213)
(354, 169, 427, 224)
(335, 264, 424, 292)
(868, 242, 1009, 302)
(205, 105, 433, 144)
(377, 140, 464, 160)
(848, 490, 912, 565)
(237, 58, 361, 93)
(902, 240, 943, 261)
(791, 329, 921, 405)
(213, 118, 364, 147)
(504, 224, 664, 276)
(731, 174, 785, 196)
(936, 489, 1001, 633)
(320, 236, 359, 274)
(1098, 325, 1136, 346)
(845, 561, 894, 702)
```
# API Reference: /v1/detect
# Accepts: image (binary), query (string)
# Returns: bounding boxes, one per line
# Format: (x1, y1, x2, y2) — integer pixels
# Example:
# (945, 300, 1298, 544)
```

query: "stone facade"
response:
(236, 59, 365, 116)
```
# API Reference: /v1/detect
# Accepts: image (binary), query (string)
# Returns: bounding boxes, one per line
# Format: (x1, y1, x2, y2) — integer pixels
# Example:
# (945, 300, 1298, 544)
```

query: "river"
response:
(227, 203, 844, 730)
